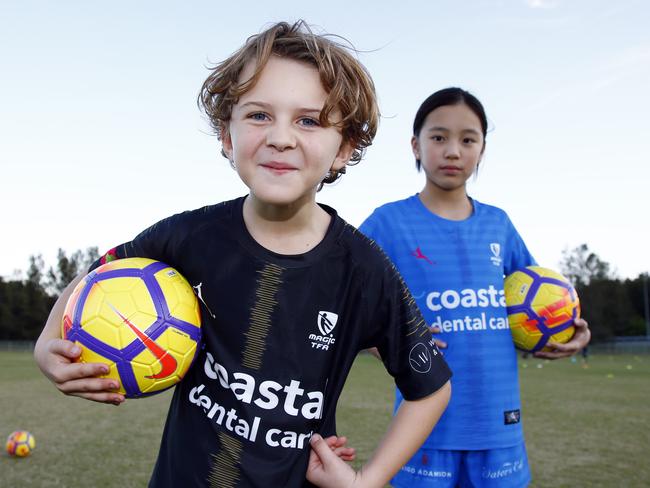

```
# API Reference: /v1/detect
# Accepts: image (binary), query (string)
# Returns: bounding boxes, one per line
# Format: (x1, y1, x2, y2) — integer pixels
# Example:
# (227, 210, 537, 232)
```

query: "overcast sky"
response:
(1, 0, 649, 280)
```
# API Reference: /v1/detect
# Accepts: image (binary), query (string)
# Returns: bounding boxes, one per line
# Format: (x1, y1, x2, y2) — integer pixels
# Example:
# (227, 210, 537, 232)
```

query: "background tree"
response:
(622, 274, 650, 337)
(560, 243, 614, 287)
(26, 254, 45, 286)
(46, 247, 99, 295)
(0, 247, 98, 341)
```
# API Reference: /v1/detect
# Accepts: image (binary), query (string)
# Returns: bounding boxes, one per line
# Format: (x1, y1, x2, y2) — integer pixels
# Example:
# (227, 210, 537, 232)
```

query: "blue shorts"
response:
(391, 443, 531, 488)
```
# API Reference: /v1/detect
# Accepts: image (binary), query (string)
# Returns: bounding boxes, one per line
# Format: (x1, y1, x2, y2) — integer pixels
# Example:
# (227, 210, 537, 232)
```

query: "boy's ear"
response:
(221, 124, 233, 161)
(411, 136, 420, 160)
(331, 141, 355, 171)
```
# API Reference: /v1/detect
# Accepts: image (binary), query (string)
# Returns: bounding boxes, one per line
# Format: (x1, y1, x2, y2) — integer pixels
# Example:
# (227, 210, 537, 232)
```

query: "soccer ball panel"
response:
(155, 268, 201, 327)
(532, 283, 575, 328)
(503, 273, 534, 307)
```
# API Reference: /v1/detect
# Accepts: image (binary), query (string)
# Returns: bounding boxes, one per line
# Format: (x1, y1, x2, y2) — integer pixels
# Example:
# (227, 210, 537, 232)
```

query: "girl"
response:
(360, 87, 590, 488)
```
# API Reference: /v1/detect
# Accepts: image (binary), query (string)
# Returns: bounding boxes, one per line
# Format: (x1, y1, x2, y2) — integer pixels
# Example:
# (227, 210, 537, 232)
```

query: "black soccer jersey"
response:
(91, 197, 451, 488)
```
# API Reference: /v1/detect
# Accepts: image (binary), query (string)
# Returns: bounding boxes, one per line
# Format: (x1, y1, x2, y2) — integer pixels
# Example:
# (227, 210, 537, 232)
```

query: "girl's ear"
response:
(411, 135, 420, 160)
(330, 141, 355, 172)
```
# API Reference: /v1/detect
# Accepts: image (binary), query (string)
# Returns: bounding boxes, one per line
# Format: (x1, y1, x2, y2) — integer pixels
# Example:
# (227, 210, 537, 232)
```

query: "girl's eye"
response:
(299, 117, 320, 127)
(431, 135, 444, 142)
(463, 138, 477, 144)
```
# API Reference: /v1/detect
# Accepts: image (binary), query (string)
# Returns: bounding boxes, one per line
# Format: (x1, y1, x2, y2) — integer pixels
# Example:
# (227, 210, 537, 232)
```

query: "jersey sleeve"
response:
(503, 215, 536, 275)
(359, 210, 391, 254)
(362, 247, 452, 401)
(89, 212, 189, 272)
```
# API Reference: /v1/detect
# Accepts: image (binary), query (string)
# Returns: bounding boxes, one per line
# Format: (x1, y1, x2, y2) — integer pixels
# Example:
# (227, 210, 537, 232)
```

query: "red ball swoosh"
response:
(107, 302, 177, 379)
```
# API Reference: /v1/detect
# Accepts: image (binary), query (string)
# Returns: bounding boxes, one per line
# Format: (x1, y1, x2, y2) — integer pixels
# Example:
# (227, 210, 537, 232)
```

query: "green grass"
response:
(2, 352, 649, 487)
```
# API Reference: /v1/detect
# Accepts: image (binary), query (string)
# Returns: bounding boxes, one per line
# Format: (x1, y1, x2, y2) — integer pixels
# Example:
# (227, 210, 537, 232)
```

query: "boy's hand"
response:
(306, 434, 360, 487)
(429, 326, 447, 349)
(534, 317, 591, 360)
(37, 338, 125, 405)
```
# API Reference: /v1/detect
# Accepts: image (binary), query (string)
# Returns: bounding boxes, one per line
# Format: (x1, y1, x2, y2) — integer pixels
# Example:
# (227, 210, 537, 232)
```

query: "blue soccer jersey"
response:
(360, 195, 535, 450)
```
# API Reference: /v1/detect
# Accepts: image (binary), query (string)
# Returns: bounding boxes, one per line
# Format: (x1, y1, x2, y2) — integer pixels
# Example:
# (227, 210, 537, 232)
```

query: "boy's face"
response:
(222, 56, 352, 207)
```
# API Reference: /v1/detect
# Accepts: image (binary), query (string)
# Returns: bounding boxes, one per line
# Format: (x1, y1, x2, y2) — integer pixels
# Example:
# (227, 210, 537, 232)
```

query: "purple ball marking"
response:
(72, 271, 99, 331)
(168, 317, 202, 342)
(142, 261, 171, 320)
(74, 329, 124, 361)
(116, 358, 141, 397)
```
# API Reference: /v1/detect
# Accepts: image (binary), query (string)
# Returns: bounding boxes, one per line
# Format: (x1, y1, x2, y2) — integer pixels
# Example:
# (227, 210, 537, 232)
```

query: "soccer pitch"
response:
(1, 351, 648, 487)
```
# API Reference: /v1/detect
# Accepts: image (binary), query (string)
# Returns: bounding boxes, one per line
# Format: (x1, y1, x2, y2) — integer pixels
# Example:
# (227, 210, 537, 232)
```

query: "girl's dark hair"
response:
(412, 87, 488, 171)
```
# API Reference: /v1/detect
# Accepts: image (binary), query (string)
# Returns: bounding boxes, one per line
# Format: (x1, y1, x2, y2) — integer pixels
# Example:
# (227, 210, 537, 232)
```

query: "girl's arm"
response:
(306, 380, 451, 488)
(33, 273, 125, 405)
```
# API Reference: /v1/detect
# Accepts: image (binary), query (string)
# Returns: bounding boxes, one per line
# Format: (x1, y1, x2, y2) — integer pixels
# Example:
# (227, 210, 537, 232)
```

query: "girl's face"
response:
(221, 56, 352, 209)
(412, 103, 485, 194)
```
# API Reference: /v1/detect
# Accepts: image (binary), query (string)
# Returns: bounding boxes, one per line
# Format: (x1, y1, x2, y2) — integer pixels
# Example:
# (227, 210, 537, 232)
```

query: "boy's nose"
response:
(266, 123, 297, 151)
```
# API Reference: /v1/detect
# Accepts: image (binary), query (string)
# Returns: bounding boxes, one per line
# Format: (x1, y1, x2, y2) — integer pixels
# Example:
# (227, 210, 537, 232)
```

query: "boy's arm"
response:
(34, 273, 125, 405)
(307, 380, 451, 488)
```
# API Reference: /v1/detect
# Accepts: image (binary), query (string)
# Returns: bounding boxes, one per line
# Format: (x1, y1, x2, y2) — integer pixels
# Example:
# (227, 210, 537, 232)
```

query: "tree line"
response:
(0, 248, 98, 340)
(0, 245, 647, 342)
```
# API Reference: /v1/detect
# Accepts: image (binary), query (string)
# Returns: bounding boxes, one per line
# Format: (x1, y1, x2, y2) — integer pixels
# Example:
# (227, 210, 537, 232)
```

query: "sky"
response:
(1, 0, 649, 280)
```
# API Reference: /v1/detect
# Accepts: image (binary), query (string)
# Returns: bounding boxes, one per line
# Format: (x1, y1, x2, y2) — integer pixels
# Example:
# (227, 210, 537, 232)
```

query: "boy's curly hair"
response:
(198, 20, 379, 185)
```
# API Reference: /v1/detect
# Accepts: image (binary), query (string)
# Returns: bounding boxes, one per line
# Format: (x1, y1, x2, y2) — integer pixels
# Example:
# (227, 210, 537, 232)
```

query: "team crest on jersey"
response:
(490, 243, 502, 266)
(504, 409, 521, 425)
(309, 311, 338, 351)
(317, 311, 338, 335)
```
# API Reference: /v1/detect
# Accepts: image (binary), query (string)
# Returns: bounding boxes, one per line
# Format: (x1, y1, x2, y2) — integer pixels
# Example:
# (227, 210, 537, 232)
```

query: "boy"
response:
(34, 21, 451, 488)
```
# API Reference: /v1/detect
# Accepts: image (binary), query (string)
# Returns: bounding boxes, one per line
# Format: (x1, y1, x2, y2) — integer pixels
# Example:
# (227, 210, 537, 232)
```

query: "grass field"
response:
(1, 351, 649, 487)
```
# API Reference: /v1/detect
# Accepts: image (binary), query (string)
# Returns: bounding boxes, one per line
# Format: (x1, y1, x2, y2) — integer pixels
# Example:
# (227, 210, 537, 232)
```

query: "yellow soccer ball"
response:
(6, 431, 35, 457)
(504, 266, 579, 353)
(62, 258, 202, 398)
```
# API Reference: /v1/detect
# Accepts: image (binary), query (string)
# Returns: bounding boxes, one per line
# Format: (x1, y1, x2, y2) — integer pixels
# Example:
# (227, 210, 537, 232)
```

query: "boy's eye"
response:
(299, 117, 320, 127)
(248, 112, 269, 121)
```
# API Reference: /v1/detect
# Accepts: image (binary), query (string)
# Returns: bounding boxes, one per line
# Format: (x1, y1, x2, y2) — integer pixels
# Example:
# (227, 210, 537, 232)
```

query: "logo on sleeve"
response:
(309, 311, 338, 351)
(408, 343, 432, 373)
(490, 243, 502, 266)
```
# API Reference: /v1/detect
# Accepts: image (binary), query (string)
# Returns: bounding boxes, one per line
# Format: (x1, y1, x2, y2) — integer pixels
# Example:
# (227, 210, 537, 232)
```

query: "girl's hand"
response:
(324, 435, 356, 462)
(306, 434, 361, 487)
(429, 326, 447, 349)
(36, 338, 125, 405)
(534, 318, 591, 360)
